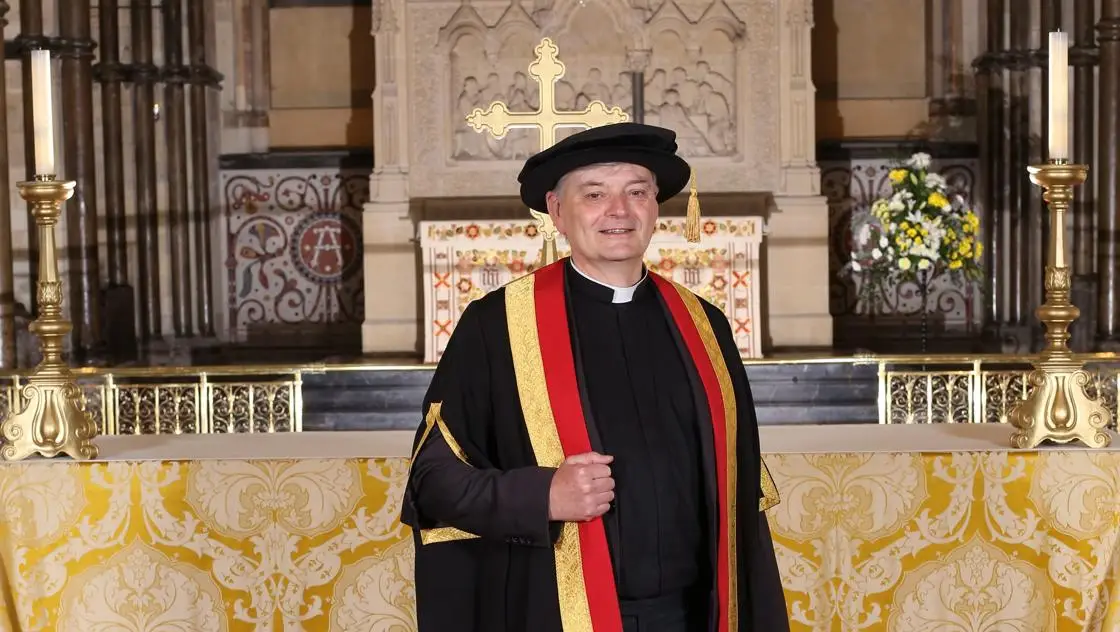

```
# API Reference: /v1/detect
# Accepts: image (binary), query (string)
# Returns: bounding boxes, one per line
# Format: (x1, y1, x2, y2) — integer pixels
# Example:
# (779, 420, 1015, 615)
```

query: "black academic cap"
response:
(516, 122, 692, 212)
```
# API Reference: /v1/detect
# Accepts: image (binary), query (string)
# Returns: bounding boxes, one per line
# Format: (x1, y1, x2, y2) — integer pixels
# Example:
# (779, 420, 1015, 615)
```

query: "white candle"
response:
(1048, 30, 1069, 161)
(29, 49, 55, 176)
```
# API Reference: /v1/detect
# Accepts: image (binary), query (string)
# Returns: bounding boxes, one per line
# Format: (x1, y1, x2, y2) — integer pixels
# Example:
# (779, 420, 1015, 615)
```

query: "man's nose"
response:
(605, 195, 631, 216)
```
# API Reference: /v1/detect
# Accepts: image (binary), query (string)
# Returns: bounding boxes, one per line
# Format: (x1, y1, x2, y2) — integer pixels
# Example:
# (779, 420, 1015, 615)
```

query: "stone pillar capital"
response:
(625, 49, 651, 73)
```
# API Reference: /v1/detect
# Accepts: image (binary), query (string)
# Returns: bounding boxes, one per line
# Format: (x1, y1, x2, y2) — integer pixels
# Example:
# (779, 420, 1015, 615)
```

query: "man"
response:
(401, 122, 788, 632)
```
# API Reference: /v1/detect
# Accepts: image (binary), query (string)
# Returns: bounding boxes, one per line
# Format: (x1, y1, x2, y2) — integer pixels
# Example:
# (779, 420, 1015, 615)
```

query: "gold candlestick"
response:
(0, 176, 99, 461)
(1008, 161, 1112, 449)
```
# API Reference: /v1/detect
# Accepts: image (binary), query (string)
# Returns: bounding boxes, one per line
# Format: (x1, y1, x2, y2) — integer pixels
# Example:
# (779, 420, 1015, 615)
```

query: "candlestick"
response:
(1048, 31, 1069, 161)
(29, 49, 55, 176)
(1007, 161, 1112, 449)
(0, 177, 100, 461)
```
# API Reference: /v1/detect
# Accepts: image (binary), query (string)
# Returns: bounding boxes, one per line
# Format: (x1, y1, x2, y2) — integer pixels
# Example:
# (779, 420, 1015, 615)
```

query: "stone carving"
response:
(642, 59, 736, 155)
(442, 0, 742, 161)
(363, 0, 833, 355)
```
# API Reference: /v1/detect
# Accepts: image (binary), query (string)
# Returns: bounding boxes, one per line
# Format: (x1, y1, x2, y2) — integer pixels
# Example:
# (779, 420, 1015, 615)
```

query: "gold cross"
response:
(465, 37, 630, 265)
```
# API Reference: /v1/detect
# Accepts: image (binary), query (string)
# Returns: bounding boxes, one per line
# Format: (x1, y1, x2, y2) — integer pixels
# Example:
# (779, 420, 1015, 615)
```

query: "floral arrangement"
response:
(847, 152, 984, 305)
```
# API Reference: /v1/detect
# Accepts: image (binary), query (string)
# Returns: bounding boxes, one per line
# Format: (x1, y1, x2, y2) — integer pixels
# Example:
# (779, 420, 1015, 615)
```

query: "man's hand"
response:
(548, 452, 615, 522)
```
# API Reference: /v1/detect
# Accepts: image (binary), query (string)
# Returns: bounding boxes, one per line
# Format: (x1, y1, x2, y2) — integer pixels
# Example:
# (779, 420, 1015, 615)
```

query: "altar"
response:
(4, 424, 1120, 631)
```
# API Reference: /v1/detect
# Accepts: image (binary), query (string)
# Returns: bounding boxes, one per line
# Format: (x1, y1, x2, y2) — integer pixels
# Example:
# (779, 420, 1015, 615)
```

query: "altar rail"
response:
(0, 355, 1118, 434)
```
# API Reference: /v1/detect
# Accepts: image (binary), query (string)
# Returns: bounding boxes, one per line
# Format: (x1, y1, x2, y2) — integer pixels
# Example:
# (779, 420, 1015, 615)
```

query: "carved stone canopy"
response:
(369, 0, 814, 204)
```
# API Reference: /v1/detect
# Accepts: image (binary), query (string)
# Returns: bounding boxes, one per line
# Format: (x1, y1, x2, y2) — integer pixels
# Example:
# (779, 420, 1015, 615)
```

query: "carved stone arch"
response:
(696, 0, 746, 48)
(646, 1, 697, 50)
(540, 0, 649, 50)
(436, 4, 490, 55)
(492, 2, 541, 52)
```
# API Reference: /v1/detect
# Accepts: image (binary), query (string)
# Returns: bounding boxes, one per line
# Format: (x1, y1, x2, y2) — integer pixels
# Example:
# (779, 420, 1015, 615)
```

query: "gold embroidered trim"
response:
(760, 460, 780, 512)
(670, 282, 740, 631)
(505, 274, 595, 632)
(412, 401, 481, 545)
(420, 526, 479, 545)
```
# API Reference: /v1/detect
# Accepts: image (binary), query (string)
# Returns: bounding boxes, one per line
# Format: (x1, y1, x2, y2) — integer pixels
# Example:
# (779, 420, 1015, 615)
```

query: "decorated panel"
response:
(419, 216, 764, 362)
(220, 168, 368, 342)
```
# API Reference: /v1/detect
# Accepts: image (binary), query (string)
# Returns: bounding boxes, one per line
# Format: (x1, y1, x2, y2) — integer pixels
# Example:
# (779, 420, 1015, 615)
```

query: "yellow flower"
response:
(949, 259, 963, 270)
(907, 228, 917, 237)
(914, 236, 923, 246)
(947, 229, 957, 241)
(975, 242, 984, 259)
(889, 169, 907, 184)
(900, 221, 910, 230)
(928, 192, 950, 209)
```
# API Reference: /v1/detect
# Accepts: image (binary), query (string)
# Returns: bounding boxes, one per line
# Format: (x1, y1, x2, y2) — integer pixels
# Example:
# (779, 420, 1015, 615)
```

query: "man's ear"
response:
(545, 191, 563, 232)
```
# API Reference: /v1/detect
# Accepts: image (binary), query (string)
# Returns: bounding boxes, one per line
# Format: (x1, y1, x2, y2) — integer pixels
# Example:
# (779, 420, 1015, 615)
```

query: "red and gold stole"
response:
(504, 260, 742, 632)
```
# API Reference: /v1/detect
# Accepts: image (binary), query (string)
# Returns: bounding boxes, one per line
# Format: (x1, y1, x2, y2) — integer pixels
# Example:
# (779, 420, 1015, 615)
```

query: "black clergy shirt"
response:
(565, 262, 709, 601)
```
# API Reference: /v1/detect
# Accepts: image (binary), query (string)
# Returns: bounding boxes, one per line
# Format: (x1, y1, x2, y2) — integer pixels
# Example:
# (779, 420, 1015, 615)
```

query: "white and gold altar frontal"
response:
(0, 424, 1117, 631)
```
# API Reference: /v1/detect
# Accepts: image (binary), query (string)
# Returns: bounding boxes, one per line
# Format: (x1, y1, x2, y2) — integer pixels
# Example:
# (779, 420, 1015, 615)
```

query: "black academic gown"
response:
(401, 259, 789, 632)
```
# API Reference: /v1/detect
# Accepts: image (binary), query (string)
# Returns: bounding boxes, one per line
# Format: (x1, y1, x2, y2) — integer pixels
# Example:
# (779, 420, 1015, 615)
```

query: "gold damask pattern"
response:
(4, 450, 1120, 631)
(0, 457, 413, 631)
(767, 450, 1120, 631)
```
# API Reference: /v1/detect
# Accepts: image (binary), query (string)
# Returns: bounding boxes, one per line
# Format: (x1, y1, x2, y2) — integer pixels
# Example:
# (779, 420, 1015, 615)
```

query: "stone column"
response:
(0, 1, 14, 369)
(770, 0, 831, 348)
(976, 0, 1005, 331)
(362, 0, 418, 354)
(189, 0, 218, 337)
(221, 0, 270, 153)
(131, 0, 161, 341)
(94, 0, 138, 361)
(980, 0, 1002, 331)
(164, 0, 193, 337)
(1096, 0, 1120, 348)
(625, 48, 649, 123)
(1008, 2, 1031, 325)
(1071, 0, 1097, 351)
(927, 0, 976, 139)
(58, 0, 103, 361)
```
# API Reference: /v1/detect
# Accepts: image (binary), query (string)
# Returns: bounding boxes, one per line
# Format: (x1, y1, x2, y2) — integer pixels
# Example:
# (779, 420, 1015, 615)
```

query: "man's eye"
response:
(585, 192, 603, 200)
(629, 189, 649, 197)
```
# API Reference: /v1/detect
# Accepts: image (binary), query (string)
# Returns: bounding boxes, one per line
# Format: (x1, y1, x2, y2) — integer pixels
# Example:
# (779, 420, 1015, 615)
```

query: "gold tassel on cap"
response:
(684, 167, 701, 243)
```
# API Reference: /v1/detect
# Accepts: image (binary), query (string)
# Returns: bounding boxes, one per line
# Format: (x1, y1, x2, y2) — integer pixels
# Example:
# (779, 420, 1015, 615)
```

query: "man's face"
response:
(546, 162, 659, 266)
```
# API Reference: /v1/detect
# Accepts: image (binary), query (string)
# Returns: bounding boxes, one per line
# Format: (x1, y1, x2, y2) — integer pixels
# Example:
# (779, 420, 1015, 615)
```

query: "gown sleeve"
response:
(401, 298, 559, 548)
(704, 302, 790, 631)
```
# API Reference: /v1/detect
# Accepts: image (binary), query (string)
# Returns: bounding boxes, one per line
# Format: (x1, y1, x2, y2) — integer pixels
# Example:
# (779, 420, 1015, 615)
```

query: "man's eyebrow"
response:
(576, 177, 653, 189)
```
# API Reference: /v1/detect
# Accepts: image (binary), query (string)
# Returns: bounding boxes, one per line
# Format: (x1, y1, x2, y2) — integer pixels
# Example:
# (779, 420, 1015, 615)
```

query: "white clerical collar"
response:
(570, 260, 647, 304)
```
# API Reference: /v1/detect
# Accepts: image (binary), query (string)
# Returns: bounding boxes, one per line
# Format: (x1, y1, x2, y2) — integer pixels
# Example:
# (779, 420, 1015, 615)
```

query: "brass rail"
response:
(0, 354, 1116, 434)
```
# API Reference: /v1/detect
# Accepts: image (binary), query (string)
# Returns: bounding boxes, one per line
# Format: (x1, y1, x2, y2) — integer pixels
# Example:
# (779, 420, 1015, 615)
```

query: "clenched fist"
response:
(548, 452, 615, 522)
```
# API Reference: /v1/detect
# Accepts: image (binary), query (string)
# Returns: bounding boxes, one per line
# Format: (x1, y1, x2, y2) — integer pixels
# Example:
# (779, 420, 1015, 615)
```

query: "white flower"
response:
(879, 236, 888, 248)
(898, 258, 912, 271)
(857, 223, 871, 245)
(917, 258, 931, 270)
(872, 248, 882, 260)
(925, 173, 946, 191)
(907, 152, 932, 170)
(888, 196, 906, 211)
(852, 260, 862, 271)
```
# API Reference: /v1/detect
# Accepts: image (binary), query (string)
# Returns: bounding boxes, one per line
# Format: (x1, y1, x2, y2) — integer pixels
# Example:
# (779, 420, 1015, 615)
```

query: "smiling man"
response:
(402, 123, 788, 632)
